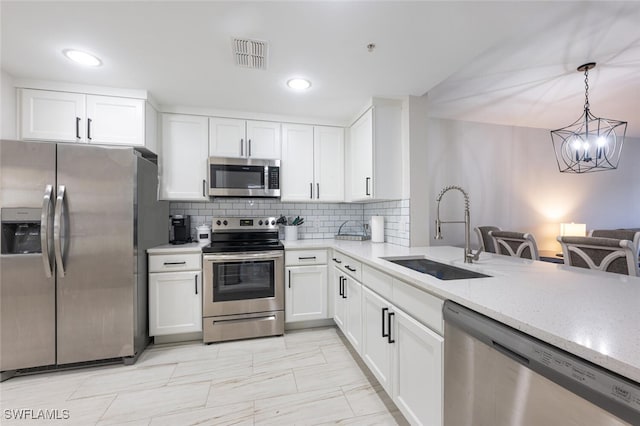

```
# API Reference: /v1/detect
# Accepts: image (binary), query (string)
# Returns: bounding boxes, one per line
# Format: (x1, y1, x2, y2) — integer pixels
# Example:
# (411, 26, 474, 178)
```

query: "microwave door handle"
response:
(41, 184, 53, 278)
(53, 185, 66, 277)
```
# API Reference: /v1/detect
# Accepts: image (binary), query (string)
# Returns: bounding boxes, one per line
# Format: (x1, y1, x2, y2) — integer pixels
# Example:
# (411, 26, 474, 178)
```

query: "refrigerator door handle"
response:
(40, 185, 54, 278)
(54, 185, 67, 277)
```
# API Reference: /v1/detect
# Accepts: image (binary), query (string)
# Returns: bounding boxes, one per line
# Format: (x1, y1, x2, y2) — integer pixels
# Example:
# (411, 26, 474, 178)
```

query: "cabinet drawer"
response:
(149, 253, 201, 272)
(330, 251, 362, 280)
(392, 279, 444, 335)
(285, 249, 327, 266)
(362, 265, 393, 300)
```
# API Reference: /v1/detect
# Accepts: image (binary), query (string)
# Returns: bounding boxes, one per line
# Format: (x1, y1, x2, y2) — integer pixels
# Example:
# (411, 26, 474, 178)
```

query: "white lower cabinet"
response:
(392, 307, 443, 426)
(333, 266, 346, 330)
(149, 270, 202, 336)
(148, 251, 203, 336)
(285, 265, 327, 322)
(285, 249, 329, 323)
(362, 287, 394, 394)
(343, 276, 363, 353)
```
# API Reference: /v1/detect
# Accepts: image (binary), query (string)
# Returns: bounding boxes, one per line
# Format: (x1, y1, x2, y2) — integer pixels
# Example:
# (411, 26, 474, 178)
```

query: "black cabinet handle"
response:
(202, 179, 206, 197)
(387, 312, 395, 344)
(248, 139, 252, 157)
(345, 265, 356, 272)
(298, 256, 316, 260)
(288, 270, 291, 288)
(76, 117, 81, 139)
(332, 258, 342, 264)
(342, 277, 347, 299)
(163, 261, 186, 265)
(87, 118, 92, 140)
(317, 183, 319, 199)
(365, 177, 371, 196)
(240, 138, 244, 156)
(195, 275, 198, 295)
(310, 182, 313, 199)
(382, 307, 389, 338)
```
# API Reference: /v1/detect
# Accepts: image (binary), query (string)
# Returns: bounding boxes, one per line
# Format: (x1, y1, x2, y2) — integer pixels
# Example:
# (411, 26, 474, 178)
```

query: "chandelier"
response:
(550, 62, 627, 173)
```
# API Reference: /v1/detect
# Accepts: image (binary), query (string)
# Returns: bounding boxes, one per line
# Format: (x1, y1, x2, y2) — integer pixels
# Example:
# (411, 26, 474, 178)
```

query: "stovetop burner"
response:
(202, 217, 284, 254)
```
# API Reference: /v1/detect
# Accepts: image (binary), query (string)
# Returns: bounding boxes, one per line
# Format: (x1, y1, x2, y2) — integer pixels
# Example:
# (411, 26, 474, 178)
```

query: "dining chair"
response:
(489, 230, 540, 260)
(588, 229, 640, 257)
(474, 226, 501, 253)
(557, 236, 639, 276)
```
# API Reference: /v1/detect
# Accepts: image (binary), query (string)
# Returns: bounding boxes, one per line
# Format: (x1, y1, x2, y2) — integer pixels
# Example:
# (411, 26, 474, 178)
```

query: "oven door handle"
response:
(204, 251, 283, 262)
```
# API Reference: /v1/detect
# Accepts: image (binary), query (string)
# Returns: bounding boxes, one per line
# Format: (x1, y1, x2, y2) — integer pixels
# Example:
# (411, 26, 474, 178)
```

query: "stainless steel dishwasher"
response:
(443, 301, 640, 425)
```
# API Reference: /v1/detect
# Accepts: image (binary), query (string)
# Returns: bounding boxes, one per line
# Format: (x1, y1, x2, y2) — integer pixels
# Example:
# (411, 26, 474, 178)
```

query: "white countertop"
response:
(285, 239, 640, 383)
(147, 242, 203, 254)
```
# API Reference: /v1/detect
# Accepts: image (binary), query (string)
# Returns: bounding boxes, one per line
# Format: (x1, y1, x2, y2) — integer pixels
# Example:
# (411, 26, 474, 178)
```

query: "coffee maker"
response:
(170, 215, 191, 244)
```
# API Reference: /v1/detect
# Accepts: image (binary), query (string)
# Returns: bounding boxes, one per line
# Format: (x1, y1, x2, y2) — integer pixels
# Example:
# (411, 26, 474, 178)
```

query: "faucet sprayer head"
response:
(434, 219, 443, 240)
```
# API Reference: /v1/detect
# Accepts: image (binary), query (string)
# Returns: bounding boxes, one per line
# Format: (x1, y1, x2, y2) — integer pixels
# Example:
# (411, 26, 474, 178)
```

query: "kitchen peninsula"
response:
(285, 239, 640, 383)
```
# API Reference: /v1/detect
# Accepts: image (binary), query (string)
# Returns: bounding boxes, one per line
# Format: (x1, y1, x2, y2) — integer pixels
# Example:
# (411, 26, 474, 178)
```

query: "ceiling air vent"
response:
(232, 38, 268, 70)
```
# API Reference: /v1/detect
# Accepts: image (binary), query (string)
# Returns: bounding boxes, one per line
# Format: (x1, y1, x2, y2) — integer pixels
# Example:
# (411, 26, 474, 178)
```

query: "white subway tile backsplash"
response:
(170, 198, 410, 247)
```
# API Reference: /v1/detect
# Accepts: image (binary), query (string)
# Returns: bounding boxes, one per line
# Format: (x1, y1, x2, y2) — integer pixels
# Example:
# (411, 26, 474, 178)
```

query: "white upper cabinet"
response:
(85, 95, 144, 146)
(281, 124, 344, 202)
(160, 114, 209, 201)
(19, 89, 146, 148)
(347, 99, 402, 202)
(209, 117, 280, 160)
(20, 89, 85, 142)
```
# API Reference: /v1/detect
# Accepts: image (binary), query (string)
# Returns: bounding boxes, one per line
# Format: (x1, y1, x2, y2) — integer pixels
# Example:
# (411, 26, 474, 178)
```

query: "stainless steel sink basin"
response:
(383, 257, 491, 280)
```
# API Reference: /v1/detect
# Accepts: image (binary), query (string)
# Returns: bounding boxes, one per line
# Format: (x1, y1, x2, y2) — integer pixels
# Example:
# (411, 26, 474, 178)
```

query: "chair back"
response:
(557, 236, 639, 276)
(490, 230, 539, 260)
(474, 226, 500, 253)
(588, 229, 640, 257)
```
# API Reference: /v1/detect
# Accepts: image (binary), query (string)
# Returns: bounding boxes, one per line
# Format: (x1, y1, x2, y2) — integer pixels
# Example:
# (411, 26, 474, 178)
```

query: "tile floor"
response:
(0, 327, 408, 425)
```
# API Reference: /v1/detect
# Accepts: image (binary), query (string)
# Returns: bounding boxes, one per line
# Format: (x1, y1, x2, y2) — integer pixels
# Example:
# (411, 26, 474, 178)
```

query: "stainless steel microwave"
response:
(208, 157, 280, 197)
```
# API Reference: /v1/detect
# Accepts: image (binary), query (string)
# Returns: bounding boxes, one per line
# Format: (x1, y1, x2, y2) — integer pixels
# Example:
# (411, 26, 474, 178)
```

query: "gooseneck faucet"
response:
(435, 185, 482, 263)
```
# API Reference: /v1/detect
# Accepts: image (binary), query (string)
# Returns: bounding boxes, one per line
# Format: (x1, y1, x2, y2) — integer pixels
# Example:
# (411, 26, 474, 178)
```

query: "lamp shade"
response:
(560, 223, 586, 237)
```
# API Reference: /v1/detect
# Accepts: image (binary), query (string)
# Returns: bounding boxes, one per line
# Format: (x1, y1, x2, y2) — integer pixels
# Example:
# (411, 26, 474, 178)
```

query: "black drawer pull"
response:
(345, 265, 356, 272)
(387, 312, 395, 344)
(382, 307, 389, 338)
(298, 256, 316, 260)
(163, 261, 186, 265)
(332, 258, 342, 264)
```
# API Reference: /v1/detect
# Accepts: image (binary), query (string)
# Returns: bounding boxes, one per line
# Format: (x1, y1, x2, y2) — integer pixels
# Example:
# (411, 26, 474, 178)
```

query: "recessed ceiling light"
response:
(63, 49, 102, 67)
(287, 78, 311, 90)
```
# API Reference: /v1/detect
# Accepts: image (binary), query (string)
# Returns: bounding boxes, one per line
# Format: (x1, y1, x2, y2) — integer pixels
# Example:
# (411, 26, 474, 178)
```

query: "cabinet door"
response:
(344, 276, 363, 354)
(333, 269, 346, 332)
(314, 126, 344, 202)
(20, 89, 85, 142)
(86, 95, 145, 146)
(281, 124, 314, 201)
(246, 120, 281, 159)
(393, 308, 444, 426)
(285, 265, 327, 322)
(348, 108, 373, 201)
(362, 287, 394, 394)
(160, 114, 209, 200)
(149, 271, 202, 336)
(209, 117, 246, 158)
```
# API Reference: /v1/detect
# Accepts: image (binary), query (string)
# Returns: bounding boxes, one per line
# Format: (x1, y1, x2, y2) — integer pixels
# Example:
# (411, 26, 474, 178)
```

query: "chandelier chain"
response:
(583, 68, 590, 111)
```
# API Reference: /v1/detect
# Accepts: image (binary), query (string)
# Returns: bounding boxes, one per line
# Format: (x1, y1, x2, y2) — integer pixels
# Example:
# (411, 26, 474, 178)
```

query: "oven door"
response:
(203, 250, 284, 317)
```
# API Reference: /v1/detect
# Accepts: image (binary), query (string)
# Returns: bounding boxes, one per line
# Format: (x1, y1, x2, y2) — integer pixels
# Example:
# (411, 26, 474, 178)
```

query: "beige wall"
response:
(424, 118, 640, 251)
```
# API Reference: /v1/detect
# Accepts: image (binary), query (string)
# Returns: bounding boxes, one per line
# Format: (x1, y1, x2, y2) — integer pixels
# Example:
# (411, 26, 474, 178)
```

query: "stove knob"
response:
(270, 220, 276, 225)
(258, 220, 263, 225)
(266, 219, 271, 226)
(223, 220, 228, 226)
(216, 220, 221, 226)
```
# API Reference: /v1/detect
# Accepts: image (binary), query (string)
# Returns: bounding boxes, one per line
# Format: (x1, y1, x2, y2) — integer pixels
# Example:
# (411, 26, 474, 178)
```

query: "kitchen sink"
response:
(383, 257, 491, 280)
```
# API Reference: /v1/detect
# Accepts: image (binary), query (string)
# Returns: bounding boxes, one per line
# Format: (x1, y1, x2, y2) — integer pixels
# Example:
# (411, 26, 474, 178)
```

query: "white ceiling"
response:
(2, 1, 639, 136)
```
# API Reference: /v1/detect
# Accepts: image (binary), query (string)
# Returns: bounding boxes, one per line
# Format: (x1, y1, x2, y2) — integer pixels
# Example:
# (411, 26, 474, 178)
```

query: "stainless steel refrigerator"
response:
(0, 139, 168, 379)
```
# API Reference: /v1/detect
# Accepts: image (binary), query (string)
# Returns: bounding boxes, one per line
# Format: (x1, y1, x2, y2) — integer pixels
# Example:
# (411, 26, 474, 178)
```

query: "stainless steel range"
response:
(201, 217, 284, 343)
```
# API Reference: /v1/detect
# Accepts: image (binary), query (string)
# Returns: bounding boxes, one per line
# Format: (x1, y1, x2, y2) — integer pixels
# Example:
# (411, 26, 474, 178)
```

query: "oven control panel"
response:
(212, 217, 278, 231)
